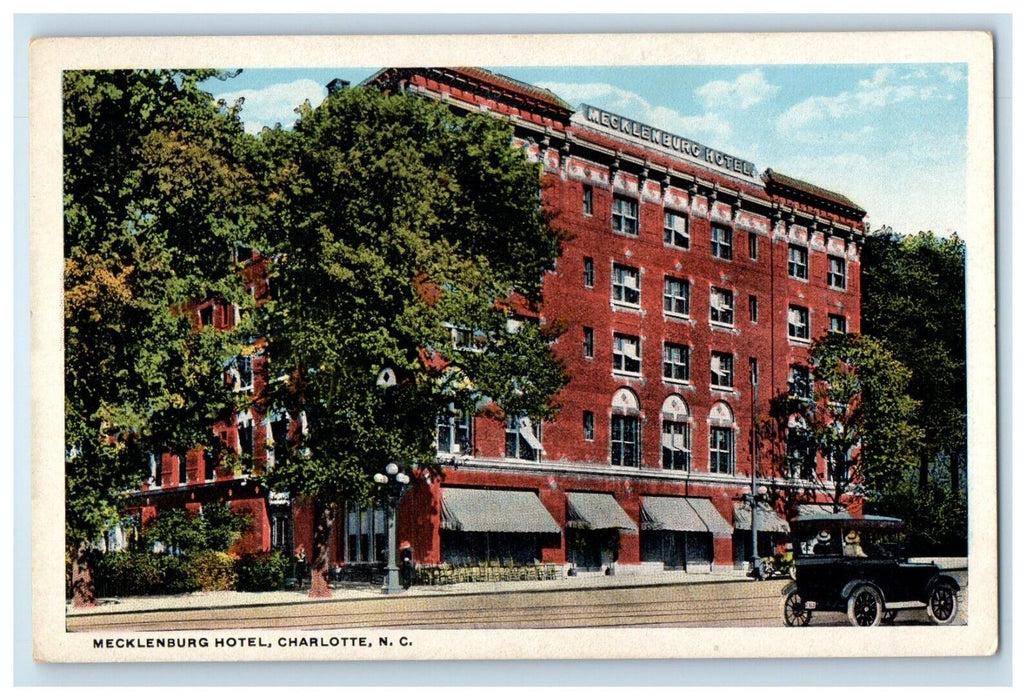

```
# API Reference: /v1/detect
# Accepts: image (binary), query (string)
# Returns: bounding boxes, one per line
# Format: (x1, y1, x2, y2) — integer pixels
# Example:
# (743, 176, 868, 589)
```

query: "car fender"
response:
(841, 579, 884, 604)
(924, 573, 960, 598)
(781, 581, 798, 596)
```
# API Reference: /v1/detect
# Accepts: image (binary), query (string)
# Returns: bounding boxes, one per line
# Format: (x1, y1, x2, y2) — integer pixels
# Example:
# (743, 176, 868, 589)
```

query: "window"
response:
(583, 257, 595, 288)
(235, 244, 253, 265)
(786, 421, 816, 479)
(203, 450, 216, 482)
(613, 334, 642, 375)
(177, 454, 187, 485)
(199, 305, 214, 327)
(709, 427, 734, 474)
(828, 255, 847, 289)
(663, 343, 690, 382)
(710, 224, 732, 260)
(149, 453, 161, 487)
(710, 287, 734, 326)
(710, 351, 733, 389)
(506, 415, 542, 461)
(664, 210, 690, 249)
(611, 264, 641, 306)
(583, 411, 595, 441)
(583, 327, 595, 359)
(237, 415, 254, 473)
(611, 195, 639, 235)
(749, 232, 759, 260)
(749, 295, 758, 323)
(789, 365, 813, 399)
(437, 410, 472, 455)
(788, 305, 811, 341)
(610, 389, 641, 468)
(582, 185, 594, 216)
(788, 244, 809, 280)
(663, 276, 690, 317)
(270, 414, 290, 467)
(611, 415, 641, 467)
(829, 313, 848, 333)
(228, 355, 254, 392)
(661, 395, 691, 471)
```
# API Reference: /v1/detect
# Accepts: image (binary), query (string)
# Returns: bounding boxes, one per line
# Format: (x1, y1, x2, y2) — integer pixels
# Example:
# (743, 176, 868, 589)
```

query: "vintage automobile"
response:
(781, 512, 960, 627)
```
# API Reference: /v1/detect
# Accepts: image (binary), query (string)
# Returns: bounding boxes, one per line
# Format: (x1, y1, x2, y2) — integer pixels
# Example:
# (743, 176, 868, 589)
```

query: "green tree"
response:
(63, 70, 258, 605)
(255, 87, 567, 596)
(861, 228, 967, 554)
(765, 332, 922, 511)
(142, 503, 249, 556)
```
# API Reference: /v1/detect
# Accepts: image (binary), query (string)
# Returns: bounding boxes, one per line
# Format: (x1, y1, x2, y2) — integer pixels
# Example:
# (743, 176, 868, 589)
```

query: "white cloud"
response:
(941, 66, 965, 83)
(213, 79, 328, 133)
(695, 70, 778, 110)
(537, 81, 731, 141)
(777, 67, 924, 135)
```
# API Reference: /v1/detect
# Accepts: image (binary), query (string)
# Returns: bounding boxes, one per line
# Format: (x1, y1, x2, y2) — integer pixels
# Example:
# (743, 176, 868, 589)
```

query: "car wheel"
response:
(783, 586, 812, 627)
(927, 583, 959, 625)
(846, 584, 883, 627)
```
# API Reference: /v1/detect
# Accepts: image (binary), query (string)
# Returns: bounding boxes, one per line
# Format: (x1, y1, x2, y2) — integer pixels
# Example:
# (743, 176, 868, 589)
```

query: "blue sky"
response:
(203, 63, 969, 237)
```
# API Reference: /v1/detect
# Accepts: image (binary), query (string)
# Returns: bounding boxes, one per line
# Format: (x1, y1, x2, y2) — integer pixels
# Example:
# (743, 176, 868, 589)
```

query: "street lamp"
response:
(374, 462, 411, 594)
(749, 356, 763, 579)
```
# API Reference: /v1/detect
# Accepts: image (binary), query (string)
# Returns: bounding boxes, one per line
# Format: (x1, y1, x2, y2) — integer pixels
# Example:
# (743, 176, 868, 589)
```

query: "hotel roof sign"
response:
(578, 104, 760, 182)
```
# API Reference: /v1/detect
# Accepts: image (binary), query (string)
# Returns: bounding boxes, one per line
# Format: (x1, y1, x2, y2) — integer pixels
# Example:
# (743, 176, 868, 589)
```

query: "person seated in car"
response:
(844, 529, 866, 557)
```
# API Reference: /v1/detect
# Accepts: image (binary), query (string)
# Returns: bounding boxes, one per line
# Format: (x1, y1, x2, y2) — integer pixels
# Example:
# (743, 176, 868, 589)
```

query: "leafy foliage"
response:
(234, 551, 291, 592)
(142, 503, 249, 556)
(63, 70, 259, 603)
(764, 333, 922, 510)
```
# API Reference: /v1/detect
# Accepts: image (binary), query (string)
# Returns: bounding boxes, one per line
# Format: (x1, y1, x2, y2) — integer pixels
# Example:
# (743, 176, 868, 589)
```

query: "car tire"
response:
(926, 582, 959, 625)
(783, 585, 812, 627)
(846, 584, 884, 627)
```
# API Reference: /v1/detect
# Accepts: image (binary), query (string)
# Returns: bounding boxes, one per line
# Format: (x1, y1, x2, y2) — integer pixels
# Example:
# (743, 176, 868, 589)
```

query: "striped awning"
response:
(734, 501, 791, 534)
(567, 492, 637, 532)
(440, 488, 561, 534)
(640, 497, 733, 536)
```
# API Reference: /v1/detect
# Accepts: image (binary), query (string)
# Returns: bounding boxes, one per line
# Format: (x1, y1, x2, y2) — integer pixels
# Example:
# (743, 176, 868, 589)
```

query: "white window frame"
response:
(663, 276, 690, 317)
(613, 334, 642, 376)
(663, 210, 690, 249)
(827, 255, 847, 289)
(788, 244, 809, 280)
(611, 264, 641, 307)
(662, 342, 690, 383)
(710, 352, 734, 389)
(611, 195, 639, 235)
(709, 287, 734, 326)
(710, 224, 732, 260)
(661, 420, 691, 471)
(788, 305, 811, 341)
(506, 415, 543, 461)
(709, 426, 735, 474)
(829, 313, 848, 334)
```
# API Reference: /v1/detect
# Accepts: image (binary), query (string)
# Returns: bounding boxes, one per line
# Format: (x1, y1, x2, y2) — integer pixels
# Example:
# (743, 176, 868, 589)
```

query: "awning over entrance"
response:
(566, 492, 637, 532)
(640, 496, 733, 536)
(795, 503, 837, 518)
(440, 488, 561, 534)
(734, 501, 791, 534)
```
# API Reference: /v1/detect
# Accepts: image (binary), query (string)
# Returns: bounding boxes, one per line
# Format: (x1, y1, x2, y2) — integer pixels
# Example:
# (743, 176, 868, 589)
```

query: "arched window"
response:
(661, 395, 691, 471)
(708, 402, 736, 474)
(610, 388, 641, 468)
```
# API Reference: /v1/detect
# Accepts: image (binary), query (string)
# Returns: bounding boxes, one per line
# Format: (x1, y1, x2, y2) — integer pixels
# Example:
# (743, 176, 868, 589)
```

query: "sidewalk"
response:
(66, 569, 758, 617)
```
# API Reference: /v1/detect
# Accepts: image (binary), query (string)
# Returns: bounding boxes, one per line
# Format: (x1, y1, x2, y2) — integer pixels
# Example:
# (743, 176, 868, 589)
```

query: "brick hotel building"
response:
(126, 67, 867, 575)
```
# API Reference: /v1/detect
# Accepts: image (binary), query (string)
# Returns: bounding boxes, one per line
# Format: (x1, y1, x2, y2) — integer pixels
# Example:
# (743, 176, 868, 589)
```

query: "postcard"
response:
(30, 31, 997, 663)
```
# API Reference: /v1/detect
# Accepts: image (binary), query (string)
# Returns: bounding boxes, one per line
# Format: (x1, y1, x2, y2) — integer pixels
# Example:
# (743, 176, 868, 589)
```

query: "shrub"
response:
(186, 551, 237, 591)
(235, 551, 290, 592)
(92, 551, 167, 598)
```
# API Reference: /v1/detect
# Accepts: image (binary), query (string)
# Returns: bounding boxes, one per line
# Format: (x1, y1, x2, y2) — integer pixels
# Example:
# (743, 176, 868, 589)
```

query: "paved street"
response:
(67, 569, 967, 632)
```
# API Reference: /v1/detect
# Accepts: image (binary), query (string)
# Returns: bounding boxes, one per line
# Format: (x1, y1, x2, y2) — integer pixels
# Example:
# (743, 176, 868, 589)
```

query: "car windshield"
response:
(794, 520, 905, 559)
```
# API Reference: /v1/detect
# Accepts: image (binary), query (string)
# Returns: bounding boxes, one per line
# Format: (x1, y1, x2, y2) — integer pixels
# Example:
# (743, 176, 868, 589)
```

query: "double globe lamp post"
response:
(373, 462, 411, 594)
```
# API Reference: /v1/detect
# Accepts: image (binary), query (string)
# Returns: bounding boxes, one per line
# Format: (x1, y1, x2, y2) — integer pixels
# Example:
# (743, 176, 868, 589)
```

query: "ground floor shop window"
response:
(566, 528, 621, 572)
(342, 502, 386, 563)
(640, 531, 713, 571)
(733, 531, 781, 564)
(440, 531, 541, 566)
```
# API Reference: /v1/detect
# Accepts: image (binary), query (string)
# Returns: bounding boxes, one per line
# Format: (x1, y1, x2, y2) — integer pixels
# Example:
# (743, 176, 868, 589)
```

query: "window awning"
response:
(734, 501, 791, 534)
(440, 488, 561, 534)
(567, 492, 637, 532)
(640, 497, 733, 536)
(795, 503, 836, 518)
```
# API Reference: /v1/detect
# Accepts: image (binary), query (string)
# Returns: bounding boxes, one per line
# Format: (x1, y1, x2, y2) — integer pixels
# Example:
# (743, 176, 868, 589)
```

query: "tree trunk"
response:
(950, 450, 961, 495)
(918, 452, 929, 489)
(308, 503, 335, 599)
(71, 541, 97, 608)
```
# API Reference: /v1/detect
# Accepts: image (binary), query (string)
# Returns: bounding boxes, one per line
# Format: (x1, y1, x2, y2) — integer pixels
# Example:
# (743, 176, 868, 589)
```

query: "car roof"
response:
(790, 512, 903, 531)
